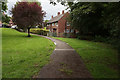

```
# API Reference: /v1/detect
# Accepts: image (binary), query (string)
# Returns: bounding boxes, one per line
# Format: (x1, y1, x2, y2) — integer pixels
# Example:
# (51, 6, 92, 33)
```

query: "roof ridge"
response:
(52, 14, 63, 19)
(47, 13, 66, 23)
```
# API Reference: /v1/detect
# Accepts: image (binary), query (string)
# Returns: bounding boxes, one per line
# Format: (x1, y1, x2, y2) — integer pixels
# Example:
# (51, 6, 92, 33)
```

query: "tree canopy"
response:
(0, 0, 7, 12)
(1, 0, 10, 24)
(67, 2, 120, 38)
(12, 1, 44, 37)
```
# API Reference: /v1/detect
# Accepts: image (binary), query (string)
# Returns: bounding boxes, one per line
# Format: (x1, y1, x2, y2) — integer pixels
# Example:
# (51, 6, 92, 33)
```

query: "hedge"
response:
(30, 28, 49, 36)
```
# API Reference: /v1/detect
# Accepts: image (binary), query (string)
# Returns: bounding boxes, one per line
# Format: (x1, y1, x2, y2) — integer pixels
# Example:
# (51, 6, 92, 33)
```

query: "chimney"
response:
(52, 15, 53, 18)
(58, 12, 60, 15)
(62, 10, 64, 14)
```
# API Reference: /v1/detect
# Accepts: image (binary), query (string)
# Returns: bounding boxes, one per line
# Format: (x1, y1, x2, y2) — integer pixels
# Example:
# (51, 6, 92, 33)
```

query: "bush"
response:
(77, 35, 94, 40)
(93, 35, 107, 42)
(63, 33, 70, 38)
(2, 22, 10, 28)
(108, 38, 120, 53)
(30, 28, 49, 36)
(70, 33, 77, 38)
(47, 32, 57, 37)
(77, 35, 108, 42)
(63, 33, 77, 38)
(52, 32, 57, 37)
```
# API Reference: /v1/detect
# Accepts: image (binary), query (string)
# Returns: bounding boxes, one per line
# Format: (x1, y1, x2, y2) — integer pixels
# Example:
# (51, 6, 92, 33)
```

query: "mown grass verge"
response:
(53, 37, 119, 78)
(2, 28, 55, 78)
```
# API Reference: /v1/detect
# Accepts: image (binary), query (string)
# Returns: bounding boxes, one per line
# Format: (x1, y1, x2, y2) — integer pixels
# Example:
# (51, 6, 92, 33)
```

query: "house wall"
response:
(47, 23, 58, 33)
(8, 19, 14, 27)
(57, 12, 70, 37)
(47, 12, 73, 37)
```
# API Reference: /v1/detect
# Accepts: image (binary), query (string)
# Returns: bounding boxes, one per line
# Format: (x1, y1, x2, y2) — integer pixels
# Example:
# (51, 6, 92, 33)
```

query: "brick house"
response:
(8, 19, 14, 27)
(47, 10, 76, 37)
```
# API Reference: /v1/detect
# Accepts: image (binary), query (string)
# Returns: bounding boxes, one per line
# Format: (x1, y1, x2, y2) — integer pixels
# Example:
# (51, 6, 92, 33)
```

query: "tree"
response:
(0, 0, 7, 12)
(102, 2, 120, 38)
(2, 13, 11, 23)
(44, 20, 48, 27)
(12, 1, 44, 37)
(67, 2, 120, 38)
(1, 0, 10, 23)
(67, 3, 108, 36)
(2, 1, 7, 12)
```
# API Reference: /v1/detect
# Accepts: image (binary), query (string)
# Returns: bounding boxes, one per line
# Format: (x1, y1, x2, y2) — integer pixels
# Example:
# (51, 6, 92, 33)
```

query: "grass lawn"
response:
(53, 37, 119, 78)
(2, 28, 55, 78)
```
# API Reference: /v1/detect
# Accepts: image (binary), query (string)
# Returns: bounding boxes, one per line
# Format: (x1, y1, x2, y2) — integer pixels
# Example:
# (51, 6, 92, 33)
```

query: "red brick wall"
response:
(49, 24, 52, 32)
(47, 23, 58, 33)
(58, 12, 69, 36)
(47, 12, 71, 37)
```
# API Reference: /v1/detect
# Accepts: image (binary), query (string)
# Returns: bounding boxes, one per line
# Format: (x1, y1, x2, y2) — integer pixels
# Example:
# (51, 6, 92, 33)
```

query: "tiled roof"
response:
(47, 14, 64, 23)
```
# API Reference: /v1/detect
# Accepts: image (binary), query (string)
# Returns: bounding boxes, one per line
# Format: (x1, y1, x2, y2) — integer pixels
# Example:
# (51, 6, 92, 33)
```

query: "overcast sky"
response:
(6, 0, 68, 20)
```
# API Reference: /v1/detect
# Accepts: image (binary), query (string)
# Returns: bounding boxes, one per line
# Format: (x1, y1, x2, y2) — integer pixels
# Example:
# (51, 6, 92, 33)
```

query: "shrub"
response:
(47, 32, 57, 37)
(70, 33, 77, 38)
(2, 22, 10, 28)
(93, 35, 107, 42)
(30, 28, 49, 36)
(77, 35, 94, 40)
(63, 33, 77, 38)
(52, 32, 57, 37)
(63, 33, 70, 38)
(108, 38, 120, 53)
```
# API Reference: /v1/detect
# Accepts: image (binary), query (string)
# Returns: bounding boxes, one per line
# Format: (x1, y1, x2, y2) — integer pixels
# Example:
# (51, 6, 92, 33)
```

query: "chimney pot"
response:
(62, 10, 64, 14)
(52, 15, 53, 18)
(58, 12, 60, 15)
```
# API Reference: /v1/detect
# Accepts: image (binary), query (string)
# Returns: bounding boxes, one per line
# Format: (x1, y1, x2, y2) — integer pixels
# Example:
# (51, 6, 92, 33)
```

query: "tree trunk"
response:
(27, 28, 31, 37)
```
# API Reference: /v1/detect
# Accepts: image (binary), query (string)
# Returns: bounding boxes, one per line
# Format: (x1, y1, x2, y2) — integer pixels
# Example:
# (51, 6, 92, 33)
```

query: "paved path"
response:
(33, 35, 92, 78)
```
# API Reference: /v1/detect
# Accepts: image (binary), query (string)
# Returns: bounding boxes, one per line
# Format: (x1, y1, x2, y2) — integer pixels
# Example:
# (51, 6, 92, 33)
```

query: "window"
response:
(52, 23, 54, 26)
(66, 22, 70, 26)
(48, 24, 51, 26)
(36, 26, 38, 28)
(71, 29, 74, 33)
(55, 22, 58, 26)
(64, 29, 70, 33)
(66, 29, 69, 33)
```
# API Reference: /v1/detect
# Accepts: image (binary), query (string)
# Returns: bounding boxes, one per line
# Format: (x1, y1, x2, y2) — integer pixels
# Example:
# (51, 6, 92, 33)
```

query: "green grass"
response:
(2, 28, 55, 78)
(53, 37, 119, 78)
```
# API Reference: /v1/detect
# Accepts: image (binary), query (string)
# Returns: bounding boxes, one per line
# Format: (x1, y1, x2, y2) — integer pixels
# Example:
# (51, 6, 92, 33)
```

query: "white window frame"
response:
(64, 29, 70, 33)
(52, 23, 54, 26)
(66, 22, 70, 26)
(71, 29, 74, 33)
(66, 29, 69, 33)
(47, 24, 50, 26)
(55, 22, 58, 26)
